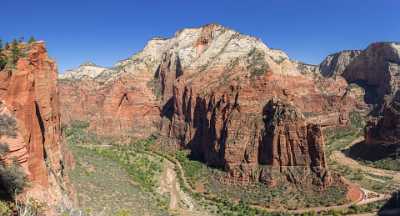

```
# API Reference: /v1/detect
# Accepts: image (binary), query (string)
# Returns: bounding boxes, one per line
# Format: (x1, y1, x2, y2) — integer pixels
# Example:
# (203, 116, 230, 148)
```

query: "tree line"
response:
(0, 36, 37, 71)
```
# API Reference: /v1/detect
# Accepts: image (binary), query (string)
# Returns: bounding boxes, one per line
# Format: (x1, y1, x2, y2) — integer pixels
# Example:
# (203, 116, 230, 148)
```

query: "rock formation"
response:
(60, 24, 356, 137)
(366, 90, 400, 145)
(321, 42, 400, 108)
(0, 42, 69, 208)
(59, 24, 360, 188)
(320, 42, 400, 146)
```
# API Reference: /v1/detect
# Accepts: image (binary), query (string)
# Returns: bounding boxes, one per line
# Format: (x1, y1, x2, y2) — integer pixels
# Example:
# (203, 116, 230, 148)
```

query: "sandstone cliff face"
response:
(319, 42, 400, 146)
(366, 90, 400, 145)
(319, 50, 361, 77)
(59, 69, 160, 138)
(60, 24, 355, 137)
(0, 42, 68, 206)
(320, 42, 400, 107)
(59, 24, 356, 187)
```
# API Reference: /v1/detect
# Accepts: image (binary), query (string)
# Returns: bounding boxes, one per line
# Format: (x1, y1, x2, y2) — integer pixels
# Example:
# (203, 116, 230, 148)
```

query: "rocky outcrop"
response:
(320, 42, 400, 107)
(60, 24, 356, 137)
(0, 42, 69, 207)
(59, 24, 357, 188)
(321, 42, 400, 161)
(366, 90, 400, 145)
(59, 69, 160, 138)
(319, 50, 361, 77)
(59, 62, 107, 80)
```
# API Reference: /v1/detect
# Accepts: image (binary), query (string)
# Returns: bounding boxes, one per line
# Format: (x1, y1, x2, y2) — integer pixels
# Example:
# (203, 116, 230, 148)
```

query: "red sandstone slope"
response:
(0, 42, 69, 207)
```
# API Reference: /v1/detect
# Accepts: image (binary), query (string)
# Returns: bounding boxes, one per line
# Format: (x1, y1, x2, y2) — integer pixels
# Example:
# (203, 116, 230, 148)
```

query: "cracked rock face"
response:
(0, 42, 69, 206)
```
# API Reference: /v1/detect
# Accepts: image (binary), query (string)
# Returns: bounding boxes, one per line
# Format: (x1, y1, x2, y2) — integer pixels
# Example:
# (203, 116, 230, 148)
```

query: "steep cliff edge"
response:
(0, 42, 69, 207)
(365, 90, 400, 145)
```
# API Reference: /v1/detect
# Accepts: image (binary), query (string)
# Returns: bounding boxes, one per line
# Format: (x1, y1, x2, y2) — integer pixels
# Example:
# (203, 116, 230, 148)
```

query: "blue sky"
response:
(1, 0, 399, 72)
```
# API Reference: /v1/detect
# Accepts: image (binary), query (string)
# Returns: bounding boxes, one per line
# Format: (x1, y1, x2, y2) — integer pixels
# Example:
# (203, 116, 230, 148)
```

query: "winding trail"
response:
(329, 137, 395, 205)
(147, 151, 212, 216)
(155, 151, 375, 214)
(86, 141, 391, 215)
(330, 137, 400, 183)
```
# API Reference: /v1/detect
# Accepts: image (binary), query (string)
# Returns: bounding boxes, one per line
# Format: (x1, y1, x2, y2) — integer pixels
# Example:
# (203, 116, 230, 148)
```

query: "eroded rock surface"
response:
(366, 90, 400, 145)
(0, 42, 69, 207)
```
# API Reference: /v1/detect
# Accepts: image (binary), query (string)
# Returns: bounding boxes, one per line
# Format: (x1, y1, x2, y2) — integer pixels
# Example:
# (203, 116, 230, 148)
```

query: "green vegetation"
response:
(247, 47, 269, 77)
(324, 110, 365, 155)
(28, 36, 36, 44)
(175, 150, 210, 188)
(173, 149, 348, 212)
(9, 39, 21, 66)
(64, 113, 387, 215)
(0, 113, 27, 199)
(0, 37, 25, 70)
(146, 77, 162, 99)
(325, 111, 399, 193)
(363, 158, 400, 171)
(0, 114, 18, 138)
(65, 121, 168, 215)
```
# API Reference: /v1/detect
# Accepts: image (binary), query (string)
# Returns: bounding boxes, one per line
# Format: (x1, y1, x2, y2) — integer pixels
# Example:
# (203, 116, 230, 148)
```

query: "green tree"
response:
(28, 36, 36, 44)
(0, 39, 3, 50)
(10, 39, 21, 66)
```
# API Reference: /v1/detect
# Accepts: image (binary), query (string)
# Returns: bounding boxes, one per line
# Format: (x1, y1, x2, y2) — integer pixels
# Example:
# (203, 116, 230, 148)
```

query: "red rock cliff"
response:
(0, 42, 68, 206)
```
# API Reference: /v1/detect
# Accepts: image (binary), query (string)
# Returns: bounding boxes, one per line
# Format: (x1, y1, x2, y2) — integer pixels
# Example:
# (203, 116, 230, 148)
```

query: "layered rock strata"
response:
(0, 42, 69, 207)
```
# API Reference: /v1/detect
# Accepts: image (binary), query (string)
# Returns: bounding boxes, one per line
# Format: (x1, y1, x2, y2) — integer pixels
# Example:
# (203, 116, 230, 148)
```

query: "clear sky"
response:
(1, 0, 399, 73)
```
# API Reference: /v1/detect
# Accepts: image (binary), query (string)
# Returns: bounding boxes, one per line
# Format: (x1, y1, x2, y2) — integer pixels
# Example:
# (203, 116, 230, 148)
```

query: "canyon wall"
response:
(320, 42, 400, 146)
(0, 42, 69, 207)
(59, 24, 358, 187)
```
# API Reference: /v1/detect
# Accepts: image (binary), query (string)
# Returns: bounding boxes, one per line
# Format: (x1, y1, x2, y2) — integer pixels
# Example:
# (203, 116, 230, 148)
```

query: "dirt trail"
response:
(330, 137, 400, 183)
(154, 135, 392, 215)
(158, 158, 211, 216)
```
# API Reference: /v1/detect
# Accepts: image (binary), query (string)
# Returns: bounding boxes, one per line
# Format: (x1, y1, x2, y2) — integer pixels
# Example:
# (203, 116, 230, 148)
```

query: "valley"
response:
(0, 23, 399, 215)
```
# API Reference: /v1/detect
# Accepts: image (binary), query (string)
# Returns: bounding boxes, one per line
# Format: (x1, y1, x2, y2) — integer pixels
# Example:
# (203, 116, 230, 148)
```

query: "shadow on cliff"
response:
(350, 80, 384, 115)
(258, 100, 274, 165)
(343, 140, 400, 162)
(378, 191, 400, 216)
(186, 96, 226, 169)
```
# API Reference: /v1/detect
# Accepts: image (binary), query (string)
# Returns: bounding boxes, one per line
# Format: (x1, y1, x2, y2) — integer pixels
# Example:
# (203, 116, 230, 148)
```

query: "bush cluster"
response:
(0, 143, 27, 199)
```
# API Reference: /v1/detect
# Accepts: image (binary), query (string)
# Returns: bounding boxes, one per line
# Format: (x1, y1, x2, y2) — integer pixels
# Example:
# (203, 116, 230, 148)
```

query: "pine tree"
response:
(0, 39, 3, 50)
(10, 39, 21, 66)
(28, 36, 36, 44)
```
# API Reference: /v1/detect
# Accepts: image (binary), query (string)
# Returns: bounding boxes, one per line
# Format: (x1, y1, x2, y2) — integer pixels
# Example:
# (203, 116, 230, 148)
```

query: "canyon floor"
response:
(63, 118, 394, 216)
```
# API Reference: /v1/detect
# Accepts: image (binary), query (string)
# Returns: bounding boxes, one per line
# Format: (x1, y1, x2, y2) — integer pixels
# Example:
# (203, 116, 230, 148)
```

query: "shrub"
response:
(0, 56, 6, 71)
(16, 198, 45, 216)
(28, 37, 36, 44)
(0, 160, 27, 197)
(9, 39, 21, 66)
(0, 114, 17, 138)
(247, 48, 269, 77)
(0, 200, 12, 215)
(0, 143, 9, 155)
